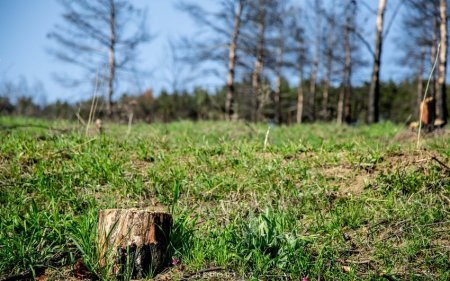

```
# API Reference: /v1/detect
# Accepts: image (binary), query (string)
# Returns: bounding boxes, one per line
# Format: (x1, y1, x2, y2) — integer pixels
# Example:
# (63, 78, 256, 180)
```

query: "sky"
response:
(0, 0, 407, 104)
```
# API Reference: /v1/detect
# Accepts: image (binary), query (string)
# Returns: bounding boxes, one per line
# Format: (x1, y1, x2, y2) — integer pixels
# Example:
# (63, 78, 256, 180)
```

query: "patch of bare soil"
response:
(155, 266, 244, 281)
(377, 150, 430, 171)
(125, 157, 155, 176)
(393, 128, 449, 143)
(315, 164, 372, 197)
(393, 130, 418, 142)
(342, 219, 450, 280)
(317, 149, 448, 197)
(339, 173, 371, 196)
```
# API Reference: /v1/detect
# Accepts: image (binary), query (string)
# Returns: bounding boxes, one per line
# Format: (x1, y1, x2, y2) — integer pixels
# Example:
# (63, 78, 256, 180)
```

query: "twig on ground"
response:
(431, 156, 450, 172)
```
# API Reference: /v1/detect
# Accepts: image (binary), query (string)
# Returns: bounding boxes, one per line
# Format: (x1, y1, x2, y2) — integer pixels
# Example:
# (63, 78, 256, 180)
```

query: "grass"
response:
(0, 116, 449, 280)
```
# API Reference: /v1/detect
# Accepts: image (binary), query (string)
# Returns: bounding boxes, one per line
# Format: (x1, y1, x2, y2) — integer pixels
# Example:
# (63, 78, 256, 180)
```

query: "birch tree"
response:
(226, 1, 246, 120)
(367, 0, 388, 123)
(402, 0, 437, 120)
(337, 0, 355, 124)
(290, 19, 308, 124)
(321, 1, 337, 120)
(250, 0, 267, 122)
(48, 0, 149, 116)
(179, 0, 248, 121)
(308, 0, 323, 122)
(436, 0, 448, 125)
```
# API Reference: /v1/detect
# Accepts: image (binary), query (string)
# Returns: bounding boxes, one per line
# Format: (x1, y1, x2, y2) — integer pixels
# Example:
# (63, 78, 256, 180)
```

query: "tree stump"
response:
(97, 207, 172, 279)
(420, 97, 436, 131)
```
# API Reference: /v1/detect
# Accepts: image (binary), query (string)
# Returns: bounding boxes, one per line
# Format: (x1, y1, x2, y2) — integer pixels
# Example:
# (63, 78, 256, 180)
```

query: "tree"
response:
(401, 0, 437, 120)
(288, 10, 308, 124)
(337, 0, 355, 124)
(436, 0, 448, 125)
(226, 0, 246, 120)
(268, 0, 291, 124)
(178, 0, 248, 121)
(402, 0, 448, 125)
(321, 0, 338, 120)
(239, 0, 284, 122)
(307, 0, 323, 122)
(273, 13, 285, 124)
(250, 0, 268, 122)
(163, 40, 197, 93)
(48, 0, 150, 116)
(367, 0, 388, 123)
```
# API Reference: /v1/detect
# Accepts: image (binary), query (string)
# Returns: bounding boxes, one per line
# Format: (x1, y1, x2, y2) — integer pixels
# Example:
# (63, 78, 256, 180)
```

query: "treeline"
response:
(1, 0, 449, 126)
(3, 79, 448, 125)
(171, 0, 450, 126)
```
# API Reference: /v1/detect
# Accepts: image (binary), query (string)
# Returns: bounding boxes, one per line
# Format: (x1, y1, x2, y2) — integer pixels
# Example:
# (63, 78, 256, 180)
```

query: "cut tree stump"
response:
(97, 207, 172, 279)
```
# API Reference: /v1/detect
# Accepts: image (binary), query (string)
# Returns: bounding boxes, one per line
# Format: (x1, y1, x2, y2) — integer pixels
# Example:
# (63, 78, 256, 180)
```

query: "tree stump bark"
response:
(97, 207, 172, 279)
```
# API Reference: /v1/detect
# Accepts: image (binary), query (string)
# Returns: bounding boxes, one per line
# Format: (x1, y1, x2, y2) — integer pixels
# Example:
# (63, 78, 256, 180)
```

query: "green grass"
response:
(0, 117, 449, 280)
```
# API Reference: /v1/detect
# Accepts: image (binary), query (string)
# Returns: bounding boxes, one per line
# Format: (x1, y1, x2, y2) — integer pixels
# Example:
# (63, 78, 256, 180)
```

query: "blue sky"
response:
(0, 0, 220, 102)
(0, 0, 407, 103)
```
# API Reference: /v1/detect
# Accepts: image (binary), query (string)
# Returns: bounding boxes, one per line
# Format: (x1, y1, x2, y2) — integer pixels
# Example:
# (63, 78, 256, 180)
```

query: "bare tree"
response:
(436, 0, 448, 125)
(269, 1, 292, 124)
(307, 0, 323, 122)
(163, 40, 198, 93)
(337, 0, 355, 124)
(293, 26, 308, 124)
(367, 0, 388, 123)
(402, 0, 431, 117)
(431, 16, 439, 100)
(251, 0, 267, 122)
(402, 0, 445, 123)
(321, 1, 338, 120)
(226, 0, 246, 120)
(48, 0, 149, 116)
(178, 0, 248, 121)
(273, 28, 285, 124)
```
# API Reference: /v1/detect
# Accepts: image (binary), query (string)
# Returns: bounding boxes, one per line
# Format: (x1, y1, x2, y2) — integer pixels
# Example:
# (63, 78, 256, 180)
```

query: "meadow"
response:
(0, 117, 449, 280)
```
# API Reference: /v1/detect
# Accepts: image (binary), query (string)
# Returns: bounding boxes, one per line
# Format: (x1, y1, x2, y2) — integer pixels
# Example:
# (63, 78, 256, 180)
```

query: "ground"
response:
(0, 117, 449, 280)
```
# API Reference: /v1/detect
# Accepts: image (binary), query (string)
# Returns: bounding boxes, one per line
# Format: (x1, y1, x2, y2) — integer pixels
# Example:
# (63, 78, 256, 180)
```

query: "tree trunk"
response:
(97, 208, 172, 279)
(296, 77, 304, 124)
(309, 60, 318, 122)
(416, 47, 425, 120)
(309, 0, 322, 122)
(337, 87, 344, 125)
(296, 26, 306, 124)
(367, 0, 388, 123)
(225, 1, 243, 121)
(431, 17, 438, 100)
(309, 38, 319, 122)
(322, 44, 333, 121)
(252, 5, 265, 122)
(436, 0, 448, 125)
(322, 0, 336, 121)
(274, 34, 285, 124)
(343, 28, 352, 123)
(107, 0, 116, 117)
(274, 75, 282, 124)
(337, 2, 352, 125)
